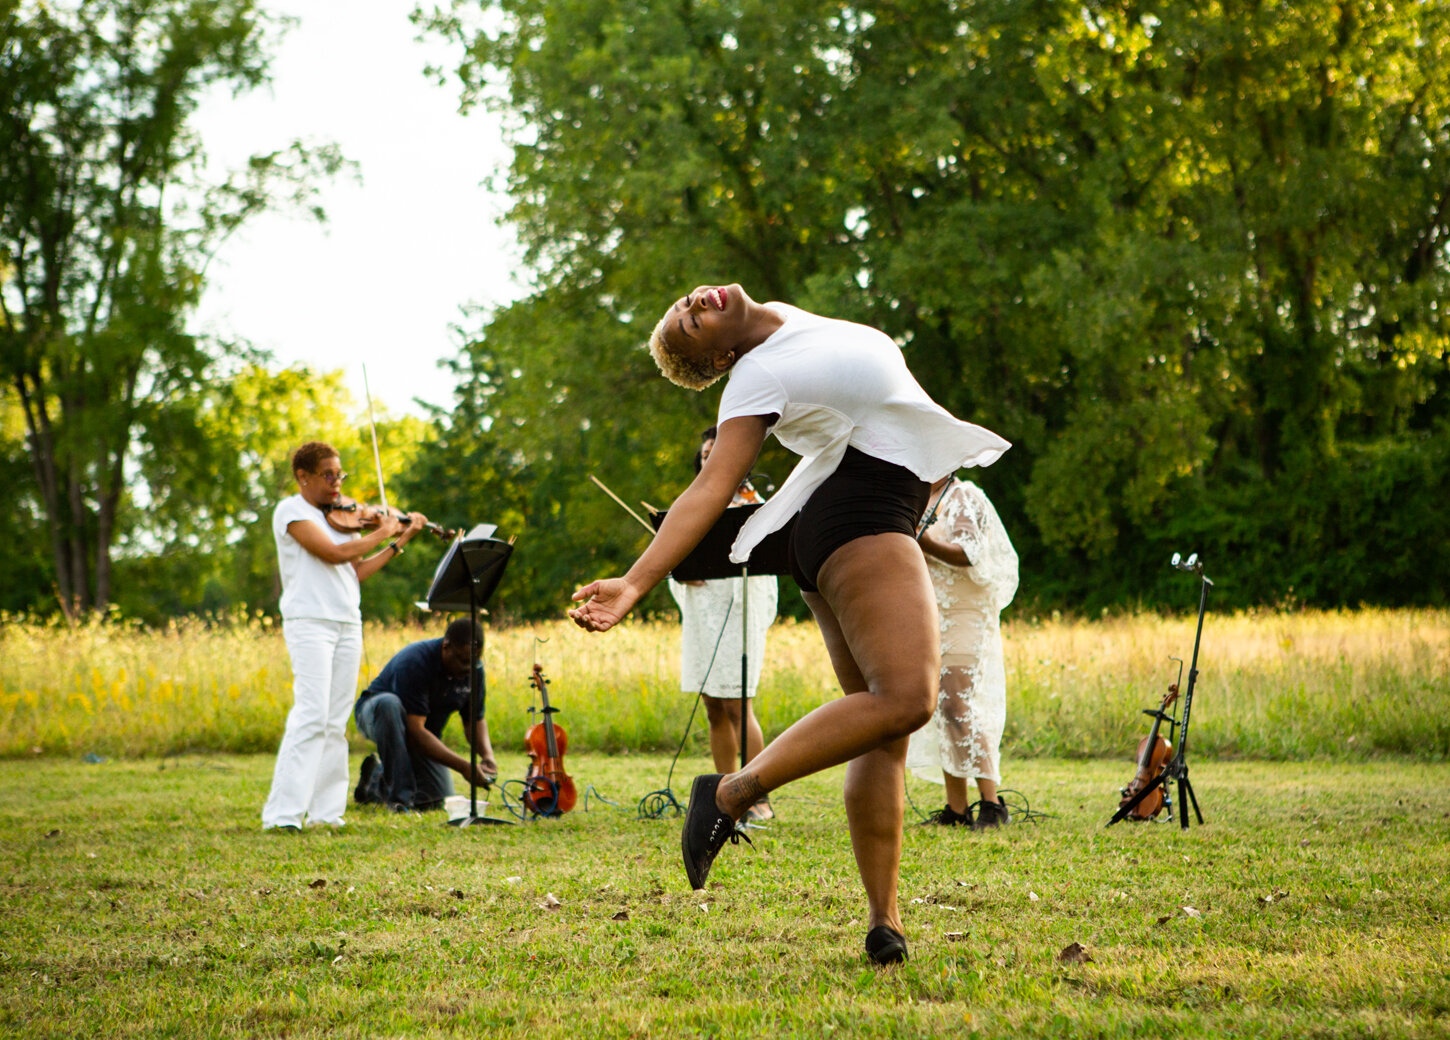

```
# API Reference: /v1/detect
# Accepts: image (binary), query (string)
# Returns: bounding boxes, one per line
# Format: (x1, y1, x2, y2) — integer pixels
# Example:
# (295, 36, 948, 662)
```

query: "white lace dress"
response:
(667, 493, 778, 698)
(905, 480, 1019, 783)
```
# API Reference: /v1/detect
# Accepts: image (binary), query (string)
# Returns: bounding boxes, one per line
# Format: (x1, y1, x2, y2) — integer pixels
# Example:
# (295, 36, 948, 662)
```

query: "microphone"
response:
(1170, 552, 1202, 572)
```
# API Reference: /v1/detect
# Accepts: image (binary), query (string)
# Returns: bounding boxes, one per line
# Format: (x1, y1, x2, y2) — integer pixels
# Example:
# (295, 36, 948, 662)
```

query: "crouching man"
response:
(353, 618, 498, 811)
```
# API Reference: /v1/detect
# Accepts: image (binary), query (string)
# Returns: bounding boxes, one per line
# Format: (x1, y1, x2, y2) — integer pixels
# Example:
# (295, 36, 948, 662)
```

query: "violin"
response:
(522, 664, 576, 817)
(1118, 679, 1181, 821)
(321, 495, 456, 540)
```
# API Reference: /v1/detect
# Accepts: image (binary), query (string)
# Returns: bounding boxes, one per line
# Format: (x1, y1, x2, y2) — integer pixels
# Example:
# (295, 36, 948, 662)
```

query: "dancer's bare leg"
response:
(713, 533, 938, 936)
(714, 533, 938, 816)
(845, 739, 909, 931)
(975, 777, 998, 805)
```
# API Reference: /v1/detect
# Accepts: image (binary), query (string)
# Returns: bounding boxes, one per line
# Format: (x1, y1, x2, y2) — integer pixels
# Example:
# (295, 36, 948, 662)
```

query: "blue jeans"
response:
(354, 693, 455, 809)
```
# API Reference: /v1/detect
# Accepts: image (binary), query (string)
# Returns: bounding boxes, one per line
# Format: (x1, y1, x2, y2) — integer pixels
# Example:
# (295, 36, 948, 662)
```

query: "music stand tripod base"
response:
(451, 814, 513, 827)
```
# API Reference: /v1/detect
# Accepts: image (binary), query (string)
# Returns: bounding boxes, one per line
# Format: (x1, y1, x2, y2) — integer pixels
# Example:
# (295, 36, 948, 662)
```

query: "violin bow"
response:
(362, 364, 389, 513)
(588, 474, 655, 534)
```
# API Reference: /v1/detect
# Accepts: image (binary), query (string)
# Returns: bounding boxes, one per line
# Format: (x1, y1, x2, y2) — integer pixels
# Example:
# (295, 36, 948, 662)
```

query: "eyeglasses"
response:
(313, 470, 348, 485)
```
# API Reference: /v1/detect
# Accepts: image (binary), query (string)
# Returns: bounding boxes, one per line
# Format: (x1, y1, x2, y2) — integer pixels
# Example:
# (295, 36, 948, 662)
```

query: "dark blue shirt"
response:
(356, 638, 484, 737)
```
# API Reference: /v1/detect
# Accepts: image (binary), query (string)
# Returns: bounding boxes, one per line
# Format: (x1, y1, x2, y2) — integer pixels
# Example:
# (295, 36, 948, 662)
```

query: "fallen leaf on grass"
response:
(698, 903, 709, 913)
(450, 889, 465, 900)
(539, 892, 561, 910)
(255, 888, 272, 896)
(309, 879, 327, 890)
(1260, 890, 1289, 904)
(1156, 915, 1172, 925)
(944, 931, 969, 942)
(504, 876, 523, 884)
(1058, 942, 1093, 964)
(1181, 906, 1202, 918)
(1028, 892, 1040, 902)
(44, 829, 61, 839)
(611, 910, 629, 921)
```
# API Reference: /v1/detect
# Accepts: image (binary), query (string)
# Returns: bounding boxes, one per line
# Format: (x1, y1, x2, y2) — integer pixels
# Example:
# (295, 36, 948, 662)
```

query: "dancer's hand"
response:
(569, 577, 641, 632)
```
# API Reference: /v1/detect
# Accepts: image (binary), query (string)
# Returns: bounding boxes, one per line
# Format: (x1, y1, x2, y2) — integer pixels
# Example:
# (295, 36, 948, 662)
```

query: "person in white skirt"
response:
(907, 478, 1019, 828)
(261, 441, 425, 831)
(667, 426, 779, 824)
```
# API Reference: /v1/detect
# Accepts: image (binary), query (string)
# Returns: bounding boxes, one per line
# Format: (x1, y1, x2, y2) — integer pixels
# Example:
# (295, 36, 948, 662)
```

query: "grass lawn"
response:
(2, 752, 1447, 1038)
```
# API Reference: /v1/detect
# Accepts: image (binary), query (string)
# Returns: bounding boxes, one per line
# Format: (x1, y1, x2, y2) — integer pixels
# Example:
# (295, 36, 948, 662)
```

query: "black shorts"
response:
(789, 446, 931, 593)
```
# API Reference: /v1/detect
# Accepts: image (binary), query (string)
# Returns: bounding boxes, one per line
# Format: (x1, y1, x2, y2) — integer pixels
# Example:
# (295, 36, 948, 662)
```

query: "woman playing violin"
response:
(261, 440, 427, 832)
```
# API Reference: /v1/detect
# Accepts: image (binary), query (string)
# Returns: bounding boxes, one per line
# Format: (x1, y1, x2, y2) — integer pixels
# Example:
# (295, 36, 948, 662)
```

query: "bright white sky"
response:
(191, 0, 524, 417)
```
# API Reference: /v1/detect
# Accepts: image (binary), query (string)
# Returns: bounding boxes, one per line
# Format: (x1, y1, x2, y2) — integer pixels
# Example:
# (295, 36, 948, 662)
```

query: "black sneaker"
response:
(354, 753, 379, 804)
(921, 803, 973, 827)
(865, 925, 909, 965)
(974, 798, 1011, 828)
(681, 774, 751, 890)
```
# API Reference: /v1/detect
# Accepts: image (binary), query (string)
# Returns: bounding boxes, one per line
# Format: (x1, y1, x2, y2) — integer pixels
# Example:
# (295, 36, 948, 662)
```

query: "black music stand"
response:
(426, 529, 515, 827)
(1106, 552, 1212, 830)
(650, 504, 795, 771)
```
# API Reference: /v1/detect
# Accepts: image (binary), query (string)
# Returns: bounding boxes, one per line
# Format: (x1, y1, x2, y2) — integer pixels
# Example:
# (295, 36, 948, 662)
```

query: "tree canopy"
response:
(410, 0, 1450, 615)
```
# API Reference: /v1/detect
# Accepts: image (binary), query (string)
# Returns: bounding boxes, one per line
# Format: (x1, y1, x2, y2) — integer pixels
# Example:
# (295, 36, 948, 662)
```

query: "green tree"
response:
(422, 0, 1450, 613)
(0, 0, 345, 616)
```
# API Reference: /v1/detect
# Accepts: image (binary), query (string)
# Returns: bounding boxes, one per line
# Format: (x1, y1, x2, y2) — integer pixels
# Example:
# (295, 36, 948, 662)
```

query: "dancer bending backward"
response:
(569, 285, 1009, 964)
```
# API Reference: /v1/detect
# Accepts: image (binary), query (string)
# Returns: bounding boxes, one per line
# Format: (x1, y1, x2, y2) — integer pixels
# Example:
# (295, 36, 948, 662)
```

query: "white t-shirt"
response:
(716, 303, 1011, 562)
(272, 494, 362, 623)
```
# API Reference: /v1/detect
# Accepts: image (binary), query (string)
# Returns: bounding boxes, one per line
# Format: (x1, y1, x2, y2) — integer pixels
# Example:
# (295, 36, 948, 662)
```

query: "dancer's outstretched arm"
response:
(570, 415, 769, 631)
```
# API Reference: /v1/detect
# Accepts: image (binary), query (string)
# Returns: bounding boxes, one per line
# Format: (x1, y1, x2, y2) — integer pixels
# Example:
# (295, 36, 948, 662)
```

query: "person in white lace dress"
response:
(906, 478, 1019, 828)
(667, 427, 779, 823)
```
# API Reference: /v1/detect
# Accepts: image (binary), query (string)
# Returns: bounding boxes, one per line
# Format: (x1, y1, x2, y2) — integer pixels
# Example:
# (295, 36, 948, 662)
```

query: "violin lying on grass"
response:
(321, 495, 457, 540)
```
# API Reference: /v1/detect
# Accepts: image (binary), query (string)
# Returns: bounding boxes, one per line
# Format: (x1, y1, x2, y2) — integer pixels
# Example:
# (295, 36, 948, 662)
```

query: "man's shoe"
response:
(681, 774, 751, 890)
(865, 925, 909, 965)
(974, 798, 1011, 828)
(354, 754, 379, 804)
(921, 803, 973, 827)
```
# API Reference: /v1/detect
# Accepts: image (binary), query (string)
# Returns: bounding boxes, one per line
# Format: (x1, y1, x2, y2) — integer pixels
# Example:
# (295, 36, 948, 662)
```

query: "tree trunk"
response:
(14, 371, 80, 617)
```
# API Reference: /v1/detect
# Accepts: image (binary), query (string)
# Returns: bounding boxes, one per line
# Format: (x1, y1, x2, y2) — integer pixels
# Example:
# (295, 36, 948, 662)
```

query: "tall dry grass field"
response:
(1, 608, 1446, 760)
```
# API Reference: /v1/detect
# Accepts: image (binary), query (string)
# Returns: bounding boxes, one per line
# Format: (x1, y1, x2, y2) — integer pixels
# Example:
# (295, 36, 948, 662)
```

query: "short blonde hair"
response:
(647, 312, 726, 390)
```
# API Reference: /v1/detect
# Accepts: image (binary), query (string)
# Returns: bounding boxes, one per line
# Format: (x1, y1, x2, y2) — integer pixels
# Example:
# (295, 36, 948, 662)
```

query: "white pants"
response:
(261, 619, 363, 828)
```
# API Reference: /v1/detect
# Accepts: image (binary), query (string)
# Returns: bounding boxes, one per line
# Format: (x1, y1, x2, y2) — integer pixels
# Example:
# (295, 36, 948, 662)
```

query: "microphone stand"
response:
(1107, 553, 1211, 830)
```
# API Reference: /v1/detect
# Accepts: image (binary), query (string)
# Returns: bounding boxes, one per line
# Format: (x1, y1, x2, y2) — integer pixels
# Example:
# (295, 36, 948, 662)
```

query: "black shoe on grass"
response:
(354, 753, 379, 804)
(681, 774, 751, 890)
(974, 798, 1011, 828)
(865, 925, 909, 965)
(921, 803, 973, 827)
